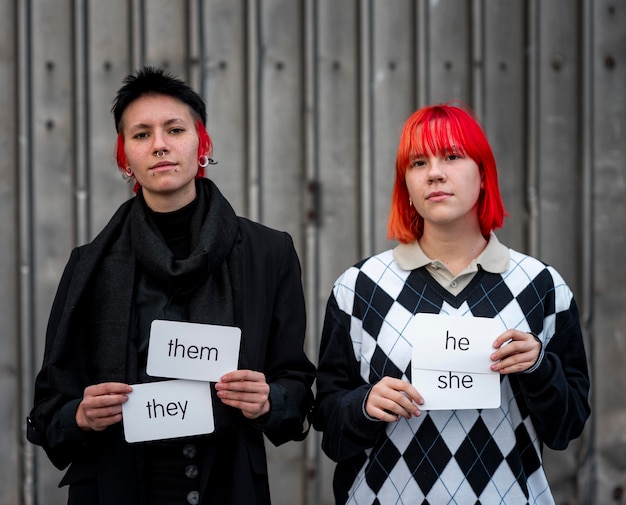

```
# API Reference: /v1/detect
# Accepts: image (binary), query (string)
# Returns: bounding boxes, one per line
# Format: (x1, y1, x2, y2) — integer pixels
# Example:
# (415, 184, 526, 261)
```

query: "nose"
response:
(427, 158, 446, 183)
(151, 131, 169, 155)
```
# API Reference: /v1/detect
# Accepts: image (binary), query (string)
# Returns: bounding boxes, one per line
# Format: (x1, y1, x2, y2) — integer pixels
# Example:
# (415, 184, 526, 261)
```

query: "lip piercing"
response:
(151, 169, 178, 175)
(155, 150, 166, 158)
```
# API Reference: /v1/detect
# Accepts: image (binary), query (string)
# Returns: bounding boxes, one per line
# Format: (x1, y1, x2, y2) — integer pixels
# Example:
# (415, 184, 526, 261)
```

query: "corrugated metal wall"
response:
(2, 0, 624, 504)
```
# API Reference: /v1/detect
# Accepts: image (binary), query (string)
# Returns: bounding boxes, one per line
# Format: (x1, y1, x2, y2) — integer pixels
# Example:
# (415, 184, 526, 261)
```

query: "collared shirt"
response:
(392, 233, 510, 295)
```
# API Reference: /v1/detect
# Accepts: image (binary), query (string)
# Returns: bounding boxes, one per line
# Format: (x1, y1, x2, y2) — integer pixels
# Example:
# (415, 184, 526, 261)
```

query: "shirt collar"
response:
(392, 232, 510, 273)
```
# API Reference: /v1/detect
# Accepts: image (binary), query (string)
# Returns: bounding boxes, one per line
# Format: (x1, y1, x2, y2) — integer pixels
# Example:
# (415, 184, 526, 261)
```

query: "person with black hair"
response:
(27, 66, 315, 505)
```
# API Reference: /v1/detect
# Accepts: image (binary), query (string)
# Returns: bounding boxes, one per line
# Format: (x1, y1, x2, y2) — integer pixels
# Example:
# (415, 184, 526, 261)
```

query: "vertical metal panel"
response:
(258, 0, 305, 245)
(534, 0, 581, 294)
(532, 4, 588, 501)
(257, 3, 308, 502)
(29, 1, 76, 502)
(2, 0, 23, 503)
(315, 0, 360, 291)
(16, 2, 39, 504)
(246, 0, 261, 222)
(143, 0, 188, 76)
(526, 0, 541, 259)
(480, 0, 527, 252)
(73, 0, 90, 246)
(415, 0, 430, 106)
(313, 1, 361, 500)
(201, 0, 248, 215)
(577, 2, 595, 502)
(370, 0, 415, 252)
(426, 0, 471, 104)
(591, 1, 626, 503)
(358, 0, 374, 257)
(302, 2, 321, 504)
(88, 0, 134, 237)
(188, 0, 203, 91)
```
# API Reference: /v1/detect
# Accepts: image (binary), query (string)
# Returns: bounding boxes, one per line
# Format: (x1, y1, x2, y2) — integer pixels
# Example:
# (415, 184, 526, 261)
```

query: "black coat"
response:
(27, 185, 315, 505)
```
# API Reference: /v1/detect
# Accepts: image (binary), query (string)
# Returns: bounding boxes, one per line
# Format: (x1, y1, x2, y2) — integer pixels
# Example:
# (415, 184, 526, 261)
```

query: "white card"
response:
(411, 368, 502, 410)
(122, 380, 214, 443)
(409, 314, 503, 410)
(147, 320, 241, 382)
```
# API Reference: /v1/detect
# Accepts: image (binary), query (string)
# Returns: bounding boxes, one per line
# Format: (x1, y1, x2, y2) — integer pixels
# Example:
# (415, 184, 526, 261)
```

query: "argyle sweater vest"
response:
(331, 248, 578, 505)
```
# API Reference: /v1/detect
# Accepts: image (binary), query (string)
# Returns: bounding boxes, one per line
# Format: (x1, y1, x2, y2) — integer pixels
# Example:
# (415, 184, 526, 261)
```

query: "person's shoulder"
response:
(236, 217, 298, 265)
(356, 249, 395, 269)
(236, 217, 292, 246)
(76, 197, 135, 255)
(506, 248, 569, 288)
(237, 216, 287, 236)
(334, 249, 396, 286)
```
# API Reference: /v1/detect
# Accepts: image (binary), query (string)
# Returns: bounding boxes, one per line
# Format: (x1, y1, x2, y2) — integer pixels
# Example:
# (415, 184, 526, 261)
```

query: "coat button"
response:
(187, 491, 199, 504)
(182, 444, 197, 459)
(185, 464, 199, 479)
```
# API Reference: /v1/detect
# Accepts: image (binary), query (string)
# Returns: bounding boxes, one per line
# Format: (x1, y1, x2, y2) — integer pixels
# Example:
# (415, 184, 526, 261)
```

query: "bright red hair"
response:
(115, 118, 213, 194)
(387, 103, 507, 243)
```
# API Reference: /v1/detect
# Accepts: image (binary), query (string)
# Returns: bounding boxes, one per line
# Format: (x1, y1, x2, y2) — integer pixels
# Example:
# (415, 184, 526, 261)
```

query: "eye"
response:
(169, 127, 185, 135)
(132, 131, 150, 139)
(411, 158, 427, 168)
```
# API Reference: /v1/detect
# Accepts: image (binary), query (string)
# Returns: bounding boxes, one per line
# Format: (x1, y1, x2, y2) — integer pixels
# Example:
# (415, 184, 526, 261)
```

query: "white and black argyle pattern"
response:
(333, 249, 574, 505)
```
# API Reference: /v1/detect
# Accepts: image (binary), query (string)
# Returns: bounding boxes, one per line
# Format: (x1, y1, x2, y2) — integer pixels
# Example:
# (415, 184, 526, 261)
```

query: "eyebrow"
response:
(127, 117, 188, 133)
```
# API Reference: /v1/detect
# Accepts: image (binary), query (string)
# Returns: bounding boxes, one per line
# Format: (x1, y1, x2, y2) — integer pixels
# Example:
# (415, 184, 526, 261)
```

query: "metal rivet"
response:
(551, 54, 565, 71)
(605, 55, 616, 69)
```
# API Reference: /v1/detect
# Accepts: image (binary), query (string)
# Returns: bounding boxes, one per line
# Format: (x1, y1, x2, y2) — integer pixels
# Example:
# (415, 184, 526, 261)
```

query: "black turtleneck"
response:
(147, 197, 198, 259)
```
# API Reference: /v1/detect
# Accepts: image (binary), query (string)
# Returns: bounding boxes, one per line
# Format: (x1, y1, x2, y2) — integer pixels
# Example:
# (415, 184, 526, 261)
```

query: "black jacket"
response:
(27, 184, 315, 505)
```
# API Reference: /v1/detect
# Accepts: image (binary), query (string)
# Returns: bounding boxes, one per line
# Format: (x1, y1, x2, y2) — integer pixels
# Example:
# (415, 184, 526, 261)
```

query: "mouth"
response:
(150, 161, 177, 173)
(426, 191, 452, 202)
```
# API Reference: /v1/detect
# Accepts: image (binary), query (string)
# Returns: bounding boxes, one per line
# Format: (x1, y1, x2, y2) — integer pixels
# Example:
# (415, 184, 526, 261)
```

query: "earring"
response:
(199, 155, 210, 168)
(124, 167, 133, 177)
(409, 197, 413, 207)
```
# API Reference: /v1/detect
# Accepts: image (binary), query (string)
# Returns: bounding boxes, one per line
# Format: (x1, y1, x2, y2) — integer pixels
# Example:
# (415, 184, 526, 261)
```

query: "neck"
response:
(142, 183, 197, 213)
(419, 223, 488, 276)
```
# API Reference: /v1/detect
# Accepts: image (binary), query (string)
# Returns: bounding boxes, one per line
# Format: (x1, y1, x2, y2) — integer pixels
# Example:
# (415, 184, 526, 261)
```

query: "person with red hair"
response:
(27, 67, 315, 505)
(313, 103, 590, 504)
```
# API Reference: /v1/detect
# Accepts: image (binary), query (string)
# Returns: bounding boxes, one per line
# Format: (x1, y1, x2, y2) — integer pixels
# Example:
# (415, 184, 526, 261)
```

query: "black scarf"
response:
(86, 179, 242, 384)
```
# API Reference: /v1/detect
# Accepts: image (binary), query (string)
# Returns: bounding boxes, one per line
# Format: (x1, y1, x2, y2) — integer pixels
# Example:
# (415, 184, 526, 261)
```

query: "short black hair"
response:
(112, 66, 207, 132)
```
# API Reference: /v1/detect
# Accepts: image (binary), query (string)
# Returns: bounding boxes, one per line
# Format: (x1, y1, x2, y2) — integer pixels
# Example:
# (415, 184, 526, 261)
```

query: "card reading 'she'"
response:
(147, 320, 241, 382)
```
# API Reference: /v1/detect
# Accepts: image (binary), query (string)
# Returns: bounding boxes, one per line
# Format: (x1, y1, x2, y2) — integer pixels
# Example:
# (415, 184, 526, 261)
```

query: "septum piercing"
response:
(155, 150, 166, 158)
